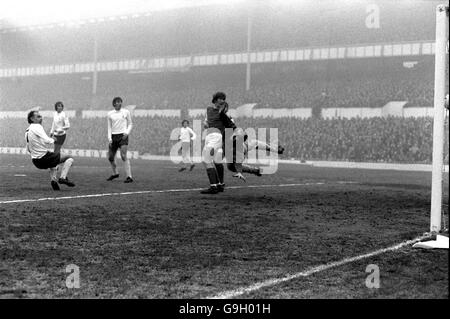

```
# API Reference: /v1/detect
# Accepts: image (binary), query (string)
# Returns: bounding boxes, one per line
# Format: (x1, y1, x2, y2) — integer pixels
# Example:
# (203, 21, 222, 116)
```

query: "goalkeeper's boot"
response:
(107, 174, 119, 181)
(200, 186, 219, 194)
(51, 180, 60, 191)
(58, 177, 75, 187)
(189, 164, 195, 171)
(179, 167, 187, 172)
(217, 183, 225, 192)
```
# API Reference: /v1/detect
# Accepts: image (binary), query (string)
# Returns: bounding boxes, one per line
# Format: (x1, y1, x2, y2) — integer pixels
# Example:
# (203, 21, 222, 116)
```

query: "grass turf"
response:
(0, 154, 448, 298)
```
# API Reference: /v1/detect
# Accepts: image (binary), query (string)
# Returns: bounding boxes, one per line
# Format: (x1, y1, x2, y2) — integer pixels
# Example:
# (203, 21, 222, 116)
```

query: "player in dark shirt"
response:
(201, 92, 234, 194)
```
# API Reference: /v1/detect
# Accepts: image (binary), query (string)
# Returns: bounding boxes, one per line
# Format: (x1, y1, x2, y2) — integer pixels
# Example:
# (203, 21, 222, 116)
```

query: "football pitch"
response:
(0, 154, 448, 299)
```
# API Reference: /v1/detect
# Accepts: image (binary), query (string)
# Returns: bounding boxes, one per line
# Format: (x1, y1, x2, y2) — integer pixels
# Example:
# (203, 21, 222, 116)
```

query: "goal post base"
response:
(413, 234, 449, 249)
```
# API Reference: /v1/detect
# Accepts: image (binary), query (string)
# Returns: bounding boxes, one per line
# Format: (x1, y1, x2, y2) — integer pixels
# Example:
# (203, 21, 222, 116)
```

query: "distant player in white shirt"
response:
(25, 110, 75, 190)
(49, 101, 70, 154)
(106, 97, 133, 183)
(178, 120, 196, 172)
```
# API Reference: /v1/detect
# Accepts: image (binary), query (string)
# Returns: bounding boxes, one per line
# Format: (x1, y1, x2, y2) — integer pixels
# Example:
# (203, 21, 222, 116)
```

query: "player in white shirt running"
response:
(178, 120, 196, 172)
(49, 101, 70, 154)
(106, 97, 133, 183)
(25, 110, 75, 190)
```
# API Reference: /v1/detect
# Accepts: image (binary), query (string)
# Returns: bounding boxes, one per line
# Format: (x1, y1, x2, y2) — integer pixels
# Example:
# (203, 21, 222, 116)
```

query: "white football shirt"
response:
(179, 127, 196, 142)
(107, 109, 132, 139)
(50, 111, 70, 136)
(25, 123, 54, 159)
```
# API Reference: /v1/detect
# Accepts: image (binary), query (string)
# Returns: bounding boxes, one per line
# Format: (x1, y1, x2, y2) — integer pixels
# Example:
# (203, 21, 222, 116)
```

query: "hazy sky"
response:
(0, 0, 247, 26)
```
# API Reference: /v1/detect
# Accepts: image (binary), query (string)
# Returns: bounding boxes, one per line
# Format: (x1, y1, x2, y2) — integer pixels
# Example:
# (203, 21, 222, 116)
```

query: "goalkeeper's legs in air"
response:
(227, 163, 261, 177)
(242, 165, 262, 176)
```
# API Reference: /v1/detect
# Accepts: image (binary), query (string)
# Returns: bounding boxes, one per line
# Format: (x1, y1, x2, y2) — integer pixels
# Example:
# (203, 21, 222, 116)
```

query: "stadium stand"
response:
(0, 0, 446, 164)
(0, 57, 436, 111)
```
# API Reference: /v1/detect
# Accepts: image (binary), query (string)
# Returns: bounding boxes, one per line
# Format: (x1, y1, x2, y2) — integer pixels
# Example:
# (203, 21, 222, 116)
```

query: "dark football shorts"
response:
(32, 151, 61, 169)
(109, 133, 129, 153)
(54, 134, 66, 146)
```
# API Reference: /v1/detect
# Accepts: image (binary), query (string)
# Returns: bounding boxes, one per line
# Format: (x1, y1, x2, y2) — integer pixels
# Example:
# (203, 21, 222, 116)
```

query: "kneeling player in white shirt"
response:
(25, 110, 75, 190)
(178, 120, 196, 172)
(106, 97, 133, 183)
(49, 101, 70, 154)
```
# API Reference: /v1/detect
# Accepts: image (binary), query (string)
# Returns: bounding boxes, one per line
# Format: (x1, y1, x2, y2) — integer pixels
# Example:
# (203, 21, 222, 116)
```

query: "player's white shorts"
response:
(204, 132, 222, 150)
(203, 132, 222, 162)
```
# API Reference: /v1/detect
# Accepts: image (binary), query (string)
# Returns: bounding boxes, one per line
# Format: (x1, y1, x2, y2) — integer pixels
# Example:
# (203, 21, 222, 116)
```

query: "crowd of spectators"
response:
(0, 57, 437, 111)
(1, 116, 448, 164)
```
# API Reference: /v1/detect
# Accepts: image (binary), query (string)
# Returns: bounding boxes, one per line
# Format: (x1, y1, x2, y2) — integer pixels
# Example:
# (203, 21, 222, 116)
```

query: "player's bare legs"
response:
(201, 146, 220, 194)
(180, 142, 194, 172)
(107, 147, 120, 181)
(214, 153, 225, 192)
(57, 154, 75, 187)
(53, 143, 62, 154)
(120, 145, 133, 183)
(49, 167, 60, 190)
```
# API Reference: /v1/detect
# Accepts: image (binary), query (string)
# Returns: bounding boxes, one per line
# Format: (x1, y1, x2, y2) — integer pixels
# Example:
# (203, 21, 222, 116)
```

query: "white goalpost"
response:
(414, 4, 449, 249)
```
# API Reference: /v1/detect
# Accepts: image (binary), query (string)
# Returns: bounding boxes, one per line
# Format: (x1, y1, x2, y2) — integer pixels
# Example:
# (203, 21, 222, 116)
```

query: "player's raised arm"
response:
(188, 127, 196, 140)
(219, 102, 236, 130)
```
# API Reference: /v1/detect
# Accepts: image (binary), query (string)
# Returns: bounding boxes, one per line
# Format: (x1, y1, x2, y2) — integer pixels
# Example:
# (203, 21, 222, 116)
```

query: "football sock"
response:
(49, 167, 58, 182)
(60, 158, 73, 179)
(124, 159, 132, 178)
(214, 163, 224, 184)
(206, 168, 219, 186)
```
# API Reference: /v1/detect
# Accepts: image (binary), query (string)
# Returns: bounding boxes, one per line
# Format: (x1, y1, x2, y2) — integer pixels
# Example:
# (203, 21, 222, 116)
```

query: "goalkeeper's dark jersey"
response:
(206, 106, 236, 135)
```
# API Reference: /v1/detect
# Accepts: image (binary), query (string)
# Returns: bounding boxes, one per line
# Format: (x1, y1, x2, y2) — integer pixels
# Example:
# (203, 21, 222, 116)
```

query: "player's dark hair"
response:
(212, 92, 226, 103)
(27, 110, 37, 124)
(112, 97, 123, 105)
(181, 120, 189, 125)
(54, 101, 64, 110)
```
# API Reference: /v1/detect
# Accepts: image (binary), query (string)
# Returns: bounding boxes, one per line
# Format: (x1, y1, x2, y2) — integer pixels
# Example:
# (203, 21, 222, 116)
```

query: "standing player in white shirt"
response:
(178, 120, 196, 172)
(49, 101, 70, 154)
(106, 97, 133, 183)
(25, 110, 75, 190)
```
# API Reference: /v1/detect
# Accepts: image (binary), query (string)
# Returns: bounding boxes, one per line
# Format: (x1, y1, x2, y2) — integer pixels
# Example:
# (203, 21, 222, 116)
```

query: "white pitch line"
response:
(207, 235, 428, 299)
(0, 181, 357, 205)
